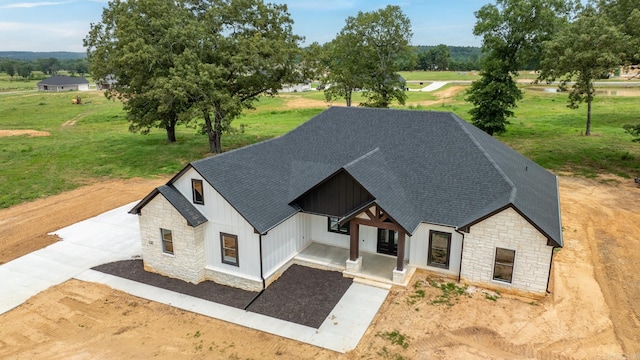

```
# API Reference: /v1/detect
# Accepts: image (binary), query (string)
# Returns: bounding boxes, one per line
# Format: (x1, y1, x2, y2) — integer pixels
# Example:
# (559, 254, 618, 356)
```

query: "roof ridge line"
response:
(343, 147, 380, 168)
(450, 114, 517, 202)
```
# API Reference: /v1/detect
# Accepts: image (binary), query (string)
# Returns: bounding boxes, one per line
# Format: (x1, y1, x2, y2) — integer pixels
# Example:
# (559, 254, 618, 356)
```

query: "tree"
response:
(3, 60, 16, 78)
(182, 0, 302, 153)
(84, 0, 195, 143)
(467, 0, 572, 135)
(322, 33, 365, 107)
(466, 58, 522, 135)
(538, 5, 625, 136)
(325, 5, 412, 108)
(425, 44, 451, 71)
(600, 0, 640, 65)
(38, 58, 60, 75)
(18, 62, 32, 79)
(85, 0, 301, 152)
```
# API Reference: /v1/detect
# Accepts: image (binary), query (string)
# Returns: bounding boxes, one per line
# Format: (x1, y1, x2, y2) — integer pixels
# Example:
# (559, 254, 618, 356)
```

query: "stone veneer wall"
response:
(203, 268, 263, 292)
(139, 195, 205, 284)
(460, 207, 554, 296)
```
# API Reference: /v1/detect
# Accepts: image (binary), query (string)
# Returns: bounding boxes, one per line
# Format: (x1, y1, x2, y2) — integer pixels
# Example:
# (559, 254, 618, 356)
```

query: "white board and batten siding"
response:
(173, 168, 261, 283)
(261, 213, 312, 278)
(409, 223, 463, 277)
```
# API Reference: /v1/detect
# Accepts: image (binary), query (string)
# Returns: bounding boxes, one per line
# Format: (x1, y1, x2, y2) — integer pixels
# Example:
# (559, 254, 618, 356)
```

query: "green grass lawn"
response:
(1, 84, 639, 208)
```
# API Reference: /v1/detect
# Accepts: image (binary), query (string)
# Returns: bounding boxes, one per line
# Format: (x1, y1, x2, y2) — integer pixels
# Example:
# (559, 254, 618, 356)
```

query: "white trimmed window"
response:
(493, 248, 515, 283)
(161, 228, 173, 255)
(220, 233, 239, 266)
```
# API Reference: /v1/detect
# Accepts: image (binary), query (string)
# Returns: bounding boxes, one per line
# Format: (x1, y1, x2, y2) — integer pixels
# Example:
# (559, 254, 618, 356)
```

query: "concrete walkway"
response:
(0, 201, 389, 353)
(76, 269, 388, 353)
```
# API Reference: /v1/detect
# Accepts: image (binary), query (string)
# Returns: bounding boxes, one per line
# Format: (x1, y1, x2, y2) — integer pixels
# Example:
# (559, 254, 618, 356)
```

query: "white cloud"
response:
(0, 21, 89, 51)
(279, 0, 356, 11)
(0, 1, 71, 9)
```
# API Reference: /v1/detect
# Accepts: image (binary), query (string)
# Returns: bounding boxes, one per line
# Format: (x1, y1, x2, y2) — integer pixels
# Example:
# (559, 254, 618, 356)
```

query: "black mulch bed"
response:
(92, 260, 257, 309)
(247, 264, 353, 328)
(92, 261, 352, 329)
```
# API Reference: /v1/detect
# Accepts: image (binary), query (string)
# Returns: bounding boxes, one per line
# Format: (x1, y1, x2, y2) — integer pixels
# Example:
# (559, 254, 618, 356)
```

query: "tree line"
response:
(84, 0, 640, 152)
(0, 58, 89, 79)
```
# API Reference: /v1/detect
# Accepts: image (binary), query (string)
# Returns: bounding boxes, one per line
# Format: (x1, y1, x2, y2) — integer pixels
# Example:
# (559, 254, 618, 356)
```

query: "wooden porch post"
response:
(349, 221, 359, 261)
(396, 232, 405, 271)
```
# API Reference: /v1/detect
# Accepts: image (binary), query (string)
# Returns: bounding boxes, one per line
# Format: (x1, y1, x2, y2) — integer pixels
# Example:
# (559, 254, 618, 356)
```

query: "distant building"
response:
(37, 75, 89, 92)
(96, 75, 117, 90)
(280, 82, 311, 93)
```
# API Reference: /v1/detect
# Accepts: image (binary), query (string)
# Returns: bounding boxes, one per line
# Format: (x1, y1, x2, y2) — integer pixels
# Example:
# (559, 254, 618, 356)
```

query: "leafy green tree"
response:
(538, 5, 625, 136)
(600, 0, 640, 65)
(325, 5, 412, 108)
(467, 0, 572, 135)
(18, 63, 32, 79)
(466, 59, 522, 135)
(85, 0, 301, 152)
(322, 33, 365, 107)
(84, 0, 194, 143)
(38, 57, 60, 75)
(426, 44, 451, 71)
(3, 60, 16, 78)
(183, 0, 302, 153)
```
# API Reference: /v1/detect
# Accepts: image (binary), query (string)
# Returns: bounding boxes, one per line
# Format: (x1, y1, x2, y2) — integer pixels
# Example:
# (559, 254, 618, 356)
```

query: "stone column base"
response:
(392, 268, 407, 284)
(346, 257, 363, 272)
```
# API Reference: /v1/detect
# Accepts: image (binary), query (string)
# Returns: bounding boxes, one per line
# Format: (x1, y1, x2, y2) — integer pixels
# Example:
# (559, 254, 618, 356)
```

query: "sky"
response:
(0, 0, 488, 52)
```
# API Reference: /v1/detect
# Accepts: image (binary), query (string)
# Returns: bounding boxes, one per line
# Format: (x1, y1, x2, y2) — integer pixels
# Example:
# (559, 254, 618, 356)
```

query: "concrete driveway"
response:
(0, 202, 141, 315)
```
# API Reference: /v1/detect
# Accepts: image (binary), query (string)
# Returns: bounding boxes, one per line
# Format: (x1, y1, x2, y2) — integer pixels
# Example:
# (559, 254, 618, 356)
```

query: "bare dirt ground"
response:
(0, 129, 50, 137)
(0, 175, 638, 359)
(0, 177, 167, 265)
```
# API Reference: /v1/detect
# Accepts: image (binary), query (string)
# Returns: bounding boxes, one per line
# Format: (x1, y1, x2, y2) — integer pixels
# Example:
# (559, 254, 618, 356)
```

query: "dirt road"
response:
(0, 175, 637, 359)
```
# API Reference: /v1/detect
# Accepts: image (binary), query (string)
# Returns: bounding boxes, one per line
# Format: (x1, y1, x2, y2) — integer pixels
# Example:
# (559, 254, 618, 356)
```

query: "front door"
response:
(377, 229, 398, 256)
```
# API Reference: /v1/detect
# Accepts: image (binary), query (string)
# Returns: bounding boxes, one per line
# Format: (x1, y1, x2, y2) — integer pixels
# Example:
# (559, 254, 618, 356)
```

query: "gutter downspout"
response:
(455, 229, 465, 283)
(244, 233, 266, 310)
(546, 246, 555, 294)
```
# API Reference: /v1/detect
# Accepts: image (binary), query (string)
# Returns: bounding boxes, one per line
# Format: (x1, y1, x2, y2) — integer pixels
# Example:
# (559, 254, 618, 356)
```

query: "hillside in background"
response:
(414, 45, 482, 63)
(0, 52, 85, 61)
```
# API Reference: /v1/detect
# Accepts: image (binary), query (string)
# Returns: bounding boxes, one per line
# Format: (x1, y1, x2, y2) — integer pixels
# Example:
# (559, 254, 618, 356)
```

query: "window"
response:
(328, 216, 350, 235)
(427, 231, 451, 269)
(161, 228, 173, 255)
(192, 179, 204, 205)
(493, 248, 515, 283)
(220, 233, 239, 266)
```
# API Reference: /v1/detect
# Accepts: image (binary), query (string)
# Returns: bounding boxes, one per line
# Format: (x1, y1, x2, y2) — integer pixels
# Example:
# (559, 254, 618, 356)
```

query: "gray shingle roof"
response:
(147, 107, 562, 247)
(37, 75, 89, 86)
(130, 185, 207, 227)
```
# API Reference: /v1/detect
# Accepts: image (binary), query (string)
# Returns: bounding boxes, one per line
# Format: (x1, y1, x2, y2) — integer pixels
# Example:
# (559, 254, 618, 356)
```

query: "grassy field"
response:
(1, 82, 639, 208)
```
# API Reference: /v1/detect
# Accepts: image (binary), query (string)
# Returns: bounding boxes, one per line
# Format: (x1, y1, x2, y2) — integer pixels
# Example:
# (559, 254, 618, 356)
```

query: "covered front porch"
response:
(294, 242, 413, 287)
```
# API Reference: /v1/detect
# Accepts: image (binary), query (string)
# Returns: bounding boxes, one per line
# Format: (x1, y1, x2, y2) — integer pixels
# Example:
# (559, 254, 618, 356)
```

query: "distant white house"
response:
(280, 82, 311, 93)
(37, 75, 89, 92)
